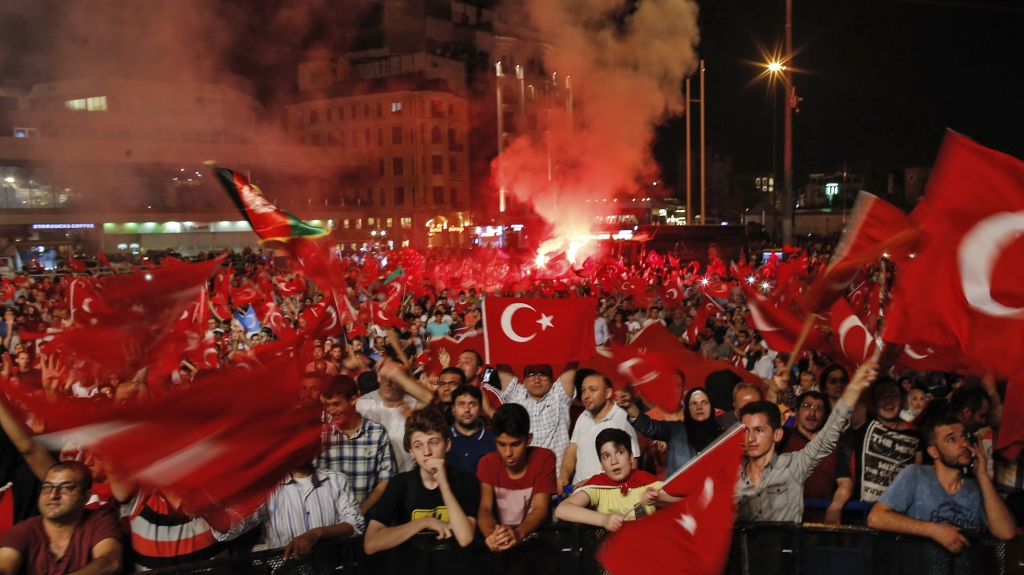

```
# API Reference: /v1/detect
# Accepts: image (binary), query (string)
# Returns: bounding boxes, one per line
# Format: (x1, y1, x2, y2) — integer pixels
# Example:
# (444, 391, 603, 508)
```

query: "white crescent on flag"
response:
(958, 209, 1024, 318)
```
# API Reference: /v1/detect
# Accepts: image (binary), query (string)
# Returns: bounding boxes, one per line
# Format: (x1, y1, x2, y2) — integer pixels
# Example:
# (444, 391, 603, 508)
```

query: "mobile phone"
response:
(482, 366, 496, 385)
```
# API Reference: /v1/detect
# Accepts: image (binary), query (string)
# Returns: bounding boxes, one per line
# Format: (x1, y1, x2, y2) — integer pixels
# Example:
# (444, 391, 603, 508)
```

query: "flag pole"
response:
(784, 314, 816, 372)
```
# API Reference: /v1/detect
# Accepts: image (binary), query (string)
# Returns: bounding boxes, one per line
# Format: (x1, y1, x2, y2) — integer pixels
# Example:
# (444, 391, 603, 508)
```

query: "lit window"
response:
(66, 99, 86, 111)
(343, 219, 350, 229)
(391, 101, 402, 114)
(401, 217, 412, 229)
(768, 177, 774, 186)
(386, 217, 393, 228)
(356, 219, 362, 229)
(755, 177, 761, 186)
(368, 218, 375, 226)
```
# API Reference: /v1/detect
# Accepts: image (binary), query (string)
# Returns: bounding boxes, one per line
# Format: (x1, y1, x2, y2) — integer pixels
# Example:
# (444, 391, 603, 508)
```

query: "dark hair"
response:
(740, 400, 783, 430)
(491, 403, 530, 439)
(322, 374, 359, 400)
(871, 378, 903, 402)
(439, 367, 467, 385)
(595, 428, 633, 457)
(45, 461, 93, 492)
(794, 390, 830, 429)
(948, 387, 990, 418)
(818, 364, 849, 389)
(459, 349, 483, 370)
(403, 408, 451, 451)
(921, 415, 963, 448)
(356, 371, 380, 396)
(451, 384, 482, 404)
(299, 372, 324, 385)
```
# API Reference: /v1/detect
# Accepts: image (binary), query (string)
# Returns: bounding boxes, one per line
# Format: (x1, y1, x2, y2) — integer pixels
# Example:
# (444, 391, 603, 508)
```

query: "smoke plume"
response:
(495, 0, 700, 250)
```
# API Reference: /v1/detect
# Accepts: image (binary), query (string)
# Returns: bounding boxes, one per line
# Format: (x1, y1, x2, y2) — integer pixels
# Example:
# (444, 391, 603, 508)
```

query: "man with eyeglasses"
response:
(779, 391, 853, 524)
(435, 367, 467, 425)
(0, 461, 122, 575)
(497, 364, 577, 472)
(869, 416, 1016, 554)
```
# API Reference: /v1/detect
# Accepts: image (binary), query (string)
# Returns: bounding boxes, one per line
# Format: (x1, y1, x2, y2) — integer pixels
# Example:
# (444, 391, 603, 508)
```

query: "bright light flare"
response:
(746, 276, 756, 284)
(768, 61, 783, 72)
(760, 282, 771, 292)
(700, 277, 710, 286)
(535, 252, 549, 268)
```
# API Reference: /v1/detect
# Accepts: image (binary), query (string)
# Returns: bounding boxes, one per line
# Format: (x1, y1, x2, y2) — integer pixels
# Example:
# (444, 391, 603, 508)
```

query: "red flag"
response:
(208, 164, 329, 243)
(684, 294, 722, 344)
(829, 297, 878, 366)
(261, 301, 297, 339)
(608, 345, 683, 412)
(229, 283, 263, 308)
(599, 426, 743, 575)
(366, 301, 409, 330)
(97, 250, 111, 268)
(276, 276, 307, 297)
(996, 373, 1024, 459)
(68, 257, 87, 273)
(805, 192, 919, 313)
(33, 364, 320, 519)
(67, 277, 111, 326)
(0, 280, 14, 304)
(645, 251, 665, 268)
(630, 323, 764, 390)
(482, 297, 597, 365)
(884, 131, 1024, 378)
(742, 283, 828, 353)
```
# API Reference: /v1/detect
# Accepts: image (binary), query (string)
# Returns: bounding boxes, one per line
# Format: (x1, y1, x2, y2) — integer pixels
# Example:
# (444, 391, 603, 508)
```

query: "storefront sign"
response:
(31, 223, 94, 230)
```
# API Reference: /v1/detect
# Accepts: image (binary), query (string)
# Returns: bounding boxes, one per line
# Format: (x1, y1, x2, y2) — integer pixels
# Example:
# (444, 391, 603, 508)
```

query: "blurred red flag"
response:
(805, 192, 919, 314)
(608, 344, 683, 412)
(997, 373, 1024, 459)
(97, 250, 111, 268)
(482, 297, 596, 365)
(34, 364, 321, 519)
(365, 301, 409, 330)
(742, 283, 828, 353)
(884, 131, 1024, 378)
(829, 297, 878, 366)
(599, 426, 743, 575)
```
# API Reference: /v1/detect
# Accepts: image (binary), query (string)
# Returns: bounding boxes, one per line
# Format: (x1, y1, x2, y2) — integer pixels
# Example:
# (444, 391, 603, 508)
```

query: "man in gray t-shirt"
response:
(868, 416, 1016, 554)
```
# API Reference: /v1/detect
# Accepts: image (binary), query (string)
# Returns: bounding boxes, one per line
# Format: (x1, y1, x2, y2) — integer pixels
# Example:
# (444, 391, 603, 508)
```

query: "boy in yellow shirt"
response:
(555, 429, 679, 531)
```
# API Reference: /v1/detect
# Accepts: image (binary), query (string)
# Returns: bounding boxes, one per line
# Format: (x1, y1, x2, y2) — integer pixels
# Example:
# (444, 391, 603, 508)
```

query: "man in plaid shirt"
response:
(498, 364, 578, 473)
(315, 375, 396, 514)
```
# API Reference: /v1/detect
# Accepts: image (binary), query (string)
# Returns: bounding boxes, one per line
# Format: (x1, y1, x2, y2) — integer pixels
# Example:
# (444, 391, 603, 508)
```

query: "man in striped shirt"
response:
(314, 375, 395, 514)
(214, 462, 364, 560)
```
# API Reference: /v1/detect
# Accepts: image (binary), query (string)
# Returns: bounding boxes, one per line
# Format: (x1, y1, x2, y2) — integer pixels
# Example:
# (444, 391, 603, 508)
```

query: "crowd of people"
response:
(0, 239, 1018, 574)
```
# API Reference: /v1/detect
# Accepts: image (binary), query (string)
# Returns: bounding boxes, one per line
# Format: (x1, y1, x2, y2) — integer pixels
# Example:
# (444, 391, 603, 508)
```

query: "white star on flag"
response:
(536, 313, 554, 330)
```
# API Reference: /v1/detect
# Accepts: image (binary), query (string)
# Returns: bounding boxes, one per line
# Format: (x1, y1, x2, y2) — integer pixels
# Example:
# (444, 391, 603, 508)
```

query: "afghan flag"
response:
(206, 162, 329, 243)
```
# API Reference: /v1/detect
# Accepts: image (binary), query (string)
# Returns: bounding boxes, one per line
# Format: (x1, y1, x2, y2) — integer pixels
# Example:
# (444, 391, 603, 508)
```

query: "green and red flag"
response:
(206, 162, 329, 243)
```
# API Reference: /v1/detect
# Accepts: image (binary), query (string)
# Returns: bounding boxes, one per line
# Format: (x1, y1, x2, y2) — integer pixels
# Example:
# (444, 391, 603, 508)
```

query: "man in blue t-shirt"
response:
(445, 385, 495, 474)
(868, 416, 1016, 553)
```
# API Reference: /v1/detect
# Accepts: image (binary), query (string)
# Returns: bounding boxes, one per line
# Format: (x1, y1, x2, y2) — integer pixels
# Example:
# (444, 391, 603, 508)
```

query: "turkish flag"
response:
(608, 344, 684, 411)
(30, 363, 321, 520)
(895, 343, 972, 374)
(67, 277, 111, 326)
(276, 276, 307, 297)
(68, 258, 87, 273)
(599, 426, 743, 575)
(630, 323, 763, 390)
(97, 250, 111, 268)
(229, 283, 263, 308)
(260, 301, 297, 339)
(685, 294, 722, 343)
(0, 280, 14, 304)
(481, 297, 597, 365)
(366, 301, 409, 330)
(884, 131, 1024, 378)
(830, 297, 878, 366)
(742, 283, 828, 353)
(805, 192, 920, 314)
(425, 335, 484, 376)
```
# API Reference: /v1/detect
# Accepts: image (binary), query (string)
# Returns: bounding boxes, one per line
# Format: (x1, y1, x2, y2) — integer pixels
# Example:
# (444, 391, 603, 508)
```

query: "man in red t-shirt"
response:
(476, 403, 557, 551)
(779, 390, 853, 523)
(0, 461, 122, 575)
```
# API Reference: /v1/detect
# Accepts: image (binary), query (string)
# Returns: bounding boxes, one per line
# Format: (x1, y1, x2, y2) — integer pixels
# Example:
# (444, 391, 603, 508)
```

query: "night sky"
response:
(653, 0, 1024, 189)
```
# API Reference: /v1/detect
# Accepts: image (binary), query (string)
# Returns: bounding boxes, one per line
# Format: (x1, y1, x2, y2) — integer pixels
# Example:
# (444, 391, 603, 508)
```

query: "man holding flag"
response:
(736, 361, 878, 522)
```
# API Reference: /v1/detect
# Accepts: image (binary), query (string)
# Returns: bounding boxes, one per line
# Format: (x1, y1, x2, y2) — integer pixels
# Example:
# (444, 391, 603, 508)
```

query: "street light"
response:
(767, 61, 784, 73)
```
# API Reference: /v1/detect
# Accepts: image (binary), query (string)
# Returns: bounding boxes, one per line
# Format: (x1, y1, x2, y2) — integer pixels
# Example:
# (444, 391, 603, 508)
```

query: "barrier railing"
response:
(147, 522, 1024, 575)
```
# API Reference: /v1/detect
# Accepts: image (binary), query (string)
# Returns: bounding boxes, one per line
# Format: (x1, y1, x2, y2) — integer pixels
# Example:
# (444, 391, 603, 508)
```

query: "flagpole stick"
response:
(783, 314, 816, 373)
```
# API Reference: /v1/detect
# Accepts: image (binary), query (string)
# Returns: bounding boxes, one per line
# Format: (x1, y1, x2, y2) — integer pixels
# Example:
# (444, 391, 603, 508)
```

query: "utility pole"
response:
(496, 62, 505, 213)
(782, 0, 794, 244)
(700, 59, 706, 225)
(685, 79, 691, 224)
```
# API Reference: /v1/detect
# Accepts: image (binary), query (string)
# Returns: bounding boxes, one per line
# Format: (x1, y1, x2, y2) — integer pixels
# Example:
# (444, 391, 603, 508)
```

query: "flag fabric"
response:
(829, 297, 879, 366)
(97, 250, 111, 268)
(383, 267, 405, 285)
(260, 301, 296, 340)
(630, 323, 764, 390)
(234, 305, 261, 334)
(607, 344, 684, 412)
(208, 163, 329, 243)
(684, 294, 722, 344)
(31, 363, 322, 520)
(68, 257, 86, 273)
(884, 131, 1024, 378)
(996, 373, 1024, 459)
(0, 280, 14, 304)
(599, 425, 744, 575)
(481, 297, 597, 365)
(805, 192, 920, 314)
(366, 301, 410, 330)
(742, 283, 828, 353)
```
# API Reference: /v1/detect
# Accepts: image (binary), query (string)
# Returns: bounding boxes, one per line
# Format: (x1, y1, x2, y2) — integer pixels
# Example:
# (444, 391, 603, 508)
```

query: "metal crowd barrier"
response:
(147, 522, 1024, 575)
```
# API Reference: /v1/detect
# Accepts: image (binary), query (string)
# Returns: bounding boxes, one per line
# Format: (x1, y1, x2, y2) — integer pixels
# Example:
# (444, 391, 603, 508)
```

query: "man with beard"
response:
(0, 462, 122, 575)
(780, 391, 853, 524)
(558, 374, 639, 491)
(869, 416, 1016, 553)
(435, 368, 466, 425)
(445, 385, 495, 474)
(841, 378, 924, 503)
(298, 372, 325, 411)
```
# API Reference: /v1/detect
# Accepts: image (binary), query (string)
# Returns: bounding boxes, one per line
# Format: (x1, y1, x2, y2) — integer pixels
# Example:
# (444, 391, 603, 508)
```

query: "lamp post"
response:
(782, 0, 794, 245)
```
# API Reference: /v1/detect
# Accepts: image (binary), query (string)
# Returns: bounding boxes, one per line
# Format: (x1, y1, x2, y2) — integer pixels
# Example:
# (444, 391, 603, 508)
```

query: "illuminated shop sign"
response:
(32, 223, 95, 230)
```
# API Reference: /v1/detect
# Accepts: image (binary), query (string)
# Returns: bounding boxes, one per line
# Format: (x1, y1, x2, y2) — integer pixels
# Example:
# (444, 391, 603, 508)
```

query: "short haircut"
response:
(733, 382, 765, 402)
(356, 371, 380, 395)
(948, 386, 990, 417)
(322, 374, 359, 400)
(871, 378, 903, 402)
(795, 390, 830, 420)
(459, 349, 483, 369)
(491, 403, 530, 439)
(439, 367, 467, 384)
(921, 415, 963, 448)
(451, 384, 482, 404)
(299, 372, 324, 385)
(403, 408, 451, 451)
(740, 400, 783, 430)
(595, 428, 633, 457)
(46, 461, 93, 492)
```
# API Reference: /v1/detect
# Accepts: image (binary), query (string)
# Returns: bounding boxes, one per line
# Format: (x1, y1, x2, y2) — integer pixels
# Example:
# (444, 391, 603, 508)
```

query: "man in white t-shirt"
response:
(358, 360, 435, 472)
(558, 373, 639, 491)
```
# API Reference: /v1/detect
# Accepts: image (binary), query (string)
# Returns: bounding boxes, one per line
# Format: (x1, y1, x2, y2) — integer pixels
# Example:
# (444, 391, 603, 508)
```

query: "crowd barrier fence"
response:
(147, 522, 1024, 575)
